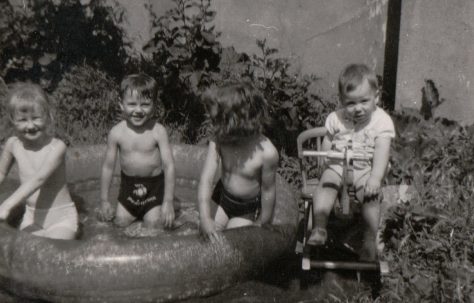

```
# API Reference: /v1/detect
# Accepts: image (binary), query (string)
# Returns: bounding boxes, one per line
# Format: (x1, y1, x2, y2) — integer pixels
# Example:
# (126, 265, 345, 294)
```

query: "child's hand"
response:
(364, 175, 381, 198)
(200, 218, 221, 243)
(97, 201, 115, 222)
(161, 201, 175, 229)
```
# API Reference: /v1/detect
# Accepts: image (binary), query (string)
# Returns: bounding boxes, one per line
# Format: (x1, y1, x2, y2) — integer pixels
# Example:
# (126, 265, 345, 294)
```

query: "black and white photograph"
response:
(0, 0, 472, 302)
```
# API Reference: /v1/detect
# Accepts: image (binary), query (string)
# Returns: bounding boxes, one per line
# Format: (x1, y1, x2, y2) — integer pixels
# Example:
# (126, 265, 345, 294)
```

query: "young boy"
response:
(0, 83, 78, 239)
(98, 73, 175, 230)
(198, 83, 279, 242)
(307, 64, 395, 261)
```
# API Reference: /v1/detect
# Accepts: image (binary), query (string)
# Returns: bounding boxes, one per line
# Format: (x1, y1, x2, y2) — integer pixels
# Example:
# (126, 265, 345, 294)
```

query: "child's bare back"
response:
(198, 83, 279, 242)
(218, 135, 277, 200)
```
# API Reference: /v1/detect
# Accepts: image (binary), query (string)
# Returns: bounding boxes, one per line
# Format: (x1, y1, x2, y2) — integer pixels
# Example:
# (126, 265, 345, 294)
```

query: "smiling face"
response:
(12, 104, 49, 143)
(340, 78, 379, 125)
(120, 89, 155, 128)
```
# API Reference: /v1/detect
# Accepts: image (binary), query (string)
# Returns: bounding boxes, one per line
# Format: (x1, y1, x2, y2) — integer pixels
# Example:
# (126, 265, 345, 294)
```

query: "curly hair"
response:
(202, 82, 268, 144)
(338, 64, 379, 98)
(120, 73, 158, 102)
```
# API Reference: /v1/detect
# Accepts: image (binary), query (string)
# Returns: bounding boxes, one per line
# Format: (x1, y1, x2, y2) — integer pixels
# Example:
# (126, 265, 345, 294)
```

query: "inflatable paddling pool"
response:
(0, 144, 298, 303)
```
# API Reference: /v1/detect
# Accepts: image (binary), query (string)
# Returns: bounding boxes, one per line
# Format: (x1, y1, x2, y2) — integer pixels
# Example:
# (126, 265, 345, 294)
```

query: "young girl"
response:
(198, 83, 279, 242)
(0, 83, 78, 240)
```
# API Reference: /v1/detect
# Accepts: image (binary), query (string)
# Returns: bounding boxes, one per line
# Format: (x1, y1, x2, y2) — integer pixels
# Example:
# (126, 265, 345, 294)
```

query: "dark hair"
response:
(120, 73, 158, 102)
(202, 82, 267, 144)
(338, 64, 378, 98)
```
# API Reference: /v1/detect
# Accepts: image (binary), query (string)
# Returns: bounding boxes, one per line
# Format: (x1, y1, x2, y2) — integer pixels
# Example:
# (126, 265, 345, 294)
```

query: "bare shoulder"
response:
(151, 122, 169, 140)
(3, 136, 20, 151)
(51, 137, 67, 148)
(108, 121, 126, 141)
(50, 138, 67, 155)
(259, 137, 279, 164)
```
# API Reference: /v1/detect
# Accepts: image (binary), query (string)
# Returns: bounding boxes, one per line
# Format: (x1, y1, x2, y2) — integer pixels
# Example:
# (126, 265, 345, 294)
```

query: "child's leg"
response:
(226, 217, 253, 229)
(307, 168, 342, 245)
(355, 171, 381, 261)
(114, 203, 136, 227)
(214, 206, 229, 231)
(360, 197, 381, 261)
(43, 226, 77, 240)
(21, 204, 78, 240)
(143, 206, 162, 229)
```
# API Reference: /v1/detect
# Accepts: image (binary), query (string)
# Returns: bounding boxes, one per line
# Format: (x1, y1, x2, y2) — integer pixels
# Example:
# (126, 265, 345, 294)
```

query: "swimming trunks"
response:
(20, 202, 78, 238)
(211, 180, 261, 220)
(117, 171, 165, 219)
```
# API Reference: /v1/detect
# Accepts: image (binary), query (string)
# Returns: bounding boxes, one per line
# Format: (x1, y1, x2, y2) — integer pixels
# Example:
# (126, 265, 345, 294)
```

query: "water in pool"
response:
(0, 184, 379, 302)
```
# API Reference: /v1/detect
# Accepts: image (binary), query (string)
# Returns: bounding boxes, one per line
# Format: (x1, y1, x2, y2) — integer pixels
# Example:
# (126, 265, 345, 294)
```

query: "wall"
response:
(396, 0, 474, 124)
(145, 0, 389, 99)
(8, 0, 389, 103)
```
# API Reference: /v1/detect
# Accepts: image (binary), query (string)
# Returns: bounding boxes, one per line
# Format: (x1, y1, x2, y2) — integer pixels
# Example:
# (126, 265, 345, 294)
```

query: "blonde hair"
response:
(6, 82, 54, 126)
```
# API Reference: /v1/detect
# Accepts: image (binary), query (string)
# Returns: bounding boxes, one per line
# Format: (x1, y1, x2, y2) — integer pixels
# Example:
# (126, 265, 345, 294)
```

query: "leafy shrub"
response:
(242, 39, 336, 150)
(0, 76, 11, 144)
(142, 0, 335, 146)
(0, 0, 128, 89)
(379, 110, 474, 302)
(143, 0, 222, 142)
(52, 64, 120, 145)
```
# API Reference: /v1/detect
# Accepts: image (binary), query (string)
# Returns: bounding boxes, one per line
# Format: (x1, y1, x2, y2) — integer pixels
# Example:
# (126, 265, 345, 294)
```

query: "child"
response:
(0, 83, 78, 240)
(198, 83, 279, 242)
(98, 73, 175, 230)
(307, 64, 395, 261)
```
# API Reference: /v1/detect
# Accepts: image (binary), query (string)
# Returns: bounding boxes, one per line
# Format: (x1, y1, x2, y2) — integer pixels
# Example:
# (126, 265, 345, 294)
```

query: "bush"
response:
(0, 0, 128, 90)
(379, 111, 474, 302)
(142, 0, 335, 147)
(52, 64, 120, 145)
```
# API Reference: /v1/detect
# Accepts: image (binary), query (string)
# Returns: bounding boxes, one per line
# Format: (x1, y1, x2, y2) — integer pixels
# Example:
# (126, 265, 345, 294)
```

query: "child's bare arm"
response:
(321, 133, 332, 152)
(365, 136, 391, 197)
(0, 138, 15, 186)
(99, 130, 119, 220)
(155, 124, 175, 228)
(198, 141, 220, 240)
(256, 141, 279, 226)
(0, 140, 66, 216)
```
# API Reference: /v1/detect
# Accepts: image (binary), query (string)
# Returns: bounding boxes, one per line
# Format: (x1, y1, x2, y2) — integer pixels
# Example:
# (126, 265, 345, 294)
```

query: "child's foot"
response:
(307, 227, 327, 246)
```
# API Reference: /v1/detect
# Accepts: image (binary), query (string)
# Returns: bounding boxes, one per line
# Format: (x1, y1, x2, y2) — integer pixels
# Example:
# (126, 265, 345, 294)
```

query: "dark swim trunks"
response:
(117, 171, 164, 219)
(211, 180, 261, 220)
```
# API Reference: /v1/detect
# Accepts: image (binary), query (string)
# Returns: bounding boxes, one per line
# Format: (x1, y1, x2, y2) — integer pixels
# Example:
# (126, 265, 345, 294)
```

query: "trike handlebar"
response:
(301, 150, 372, 161)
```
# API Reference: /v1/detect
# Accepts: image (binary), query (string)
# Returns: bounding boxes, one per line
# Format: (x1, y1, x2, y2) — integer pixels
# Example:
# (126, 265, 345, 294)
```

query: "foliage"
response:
(143, 0, 222, 142)
(52, 64, 120, 145)
(142, 1, 335, 146)
(378, 111, 474, 302)
(244, 39, 336, 150)
(217, 39, 337, 152)
(0, 0, 128, 90)
(0, 76, 10, 144)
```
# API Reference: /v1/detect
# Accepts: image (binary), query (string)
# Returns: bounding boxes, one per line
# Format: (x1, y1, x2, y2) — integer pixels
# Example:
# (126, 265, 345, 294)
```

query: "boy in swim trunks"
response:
(98, 73, 175, 229)
(198, 83, 279, 242)
(307, 64, 395, 261)
(0, 83, 78, 239)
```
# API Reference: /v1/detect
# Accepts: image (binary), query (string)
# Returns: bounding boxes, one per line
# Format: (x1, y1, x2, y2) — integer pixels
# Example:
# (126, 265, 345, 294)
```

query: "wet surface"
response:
(0, 186, 381, 302)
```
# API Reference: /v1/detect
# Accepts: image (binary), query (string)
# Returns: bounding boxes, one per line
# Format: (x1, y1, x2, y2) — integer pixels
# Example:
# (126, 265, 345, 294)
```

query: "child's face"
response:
(120, 89, 154, 128)
(12, 105, 48, 143)
(340, 78, 378, 124)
